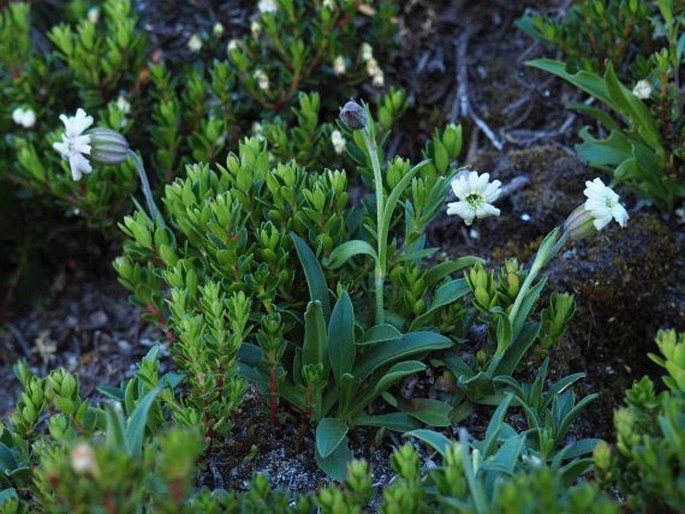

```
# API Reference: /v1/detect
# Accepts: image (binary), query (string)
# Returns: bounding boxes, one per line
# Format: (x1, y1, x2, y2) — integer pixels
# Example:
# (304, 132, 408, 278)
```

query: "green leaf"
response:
(354, 412, 421, 432)
(424, 257, 482, 289)
(566, 102, 621, 132)
(353, 331, 453, 381)
(576, 128, 633, 167)
(328, 291, 355, 384)
(325, 240, 377, 269)
(482, 393, 514, 457)
(303, 301, 328, 377)
(316, 418, 349, 458)
(486, 434, 526, 474)
(401, 398, 453, 426)
(351, 361, 425, 415)
(404, 429, 452, 456)
(359, 323, 403, 345)
(125, 386, 163, 458)
(291, 233, 330, 321)
(490, 321, 541, 377)
(409, 279, 470, 330)
(0, 443, 17, 471)
(381, 159, 431, 241)
(315, 435, 353, 481)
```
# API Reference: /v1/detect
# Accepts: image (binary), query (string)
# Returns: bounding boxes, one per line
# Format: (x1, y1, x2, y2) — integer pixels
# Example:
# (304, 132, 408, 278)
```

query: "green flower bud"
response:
(339, 99, 367, 130)
(87, 127, 129, 165)
(563, 203, 598, 240)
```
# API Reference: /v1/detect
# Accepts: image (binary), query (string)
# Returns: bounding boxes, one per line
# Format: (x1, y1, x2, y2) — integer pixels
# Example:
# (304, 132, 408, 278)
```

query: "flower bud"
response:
(87, 128, 129, 165)
(562, 203, 598, 240)
(339, 100, 367, 130)
(71, 443, 99, 475)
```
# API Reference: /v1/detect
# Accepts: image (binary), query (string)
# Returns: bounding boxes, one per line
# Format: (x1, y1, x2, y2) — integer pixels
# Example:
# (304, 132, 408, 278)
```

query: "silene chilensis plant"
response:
(108, 93, 632, 479)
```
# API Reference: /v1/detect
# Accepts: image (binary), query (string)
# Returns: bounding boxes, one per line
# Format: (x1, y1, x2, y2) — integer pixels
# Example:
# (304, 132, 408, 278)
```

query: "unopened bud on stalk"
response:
(87, 128, 130, 166)
(339, 100, 367, 130)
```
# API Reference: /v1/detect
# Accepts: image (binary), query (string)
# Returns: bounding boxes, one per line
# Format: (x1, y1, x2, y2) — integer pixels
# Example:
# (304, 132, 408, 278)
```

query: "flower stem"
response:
(127, 149, 164, 226)
(362, 129, 386, 325)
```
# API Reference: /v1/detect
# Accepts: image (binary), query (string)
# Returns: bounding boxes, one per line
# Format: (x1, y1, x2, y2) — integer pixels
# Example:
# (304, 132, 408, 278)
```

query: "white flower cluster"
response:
(52, 108, 94, 181)
(446, 171, 502, 226)
(360, 42, 384, 88)
(12, 106, 36, 128)
(331, 130, 346, 154)
(632, 79, 652, 99)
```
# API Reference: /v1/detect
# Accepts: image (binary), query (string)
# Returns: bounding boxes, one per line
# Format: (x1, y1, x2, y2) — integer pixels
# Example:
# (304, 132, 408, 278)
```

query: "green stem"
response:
(127, 149, 164, 226)
(362, 129, 386, 325)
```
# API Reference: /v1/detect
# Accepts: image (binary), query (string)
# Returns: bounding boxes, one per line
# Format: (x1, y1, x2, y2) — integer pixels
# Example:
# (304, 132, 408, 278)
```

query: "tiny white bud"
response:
(323, 0, 336, 9)
(12, 107, 36, 128)
(116, 96, 131, 115)
(71, 443, 98, 474)
(254, 69, 269, 91)
(632, 79, 652, 99)
(372, 71, 385, 88)
(365, 57, 381, 77)
(333, 55, 346, 75)
(258, 0, 278, 13)
(213, 22, 224, 37)
(187, 34, 202, 52)
(330, 129, 346, 154)
(87, 6, 100, 24)
(251, 21, 262, 38)
(360, 42, 373, 61)
(227, 39, 240, 53)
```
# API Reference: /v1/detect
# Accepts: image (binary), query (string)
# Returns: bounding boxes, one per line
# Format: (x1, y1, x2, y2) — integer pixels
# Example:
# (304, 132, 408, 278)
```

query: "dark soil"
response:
(2, 0, 684, 502)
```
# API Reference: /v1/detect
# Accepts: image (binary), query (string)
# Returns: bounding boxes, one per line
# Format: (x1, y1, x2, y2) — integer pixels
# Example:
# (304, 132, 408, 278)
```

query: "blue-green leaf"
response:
(315, 435, 353, 481)
(328, 291, 355, 384)
(404, 429, 452, 456)
(359, 323, 403, 345)
(325, 240, 377, 269)
(291, 233, 330, 321)
(316, 418, 349, 458)
(125, 386, 163, 458)
(354, 412, 421, 432)
(303, 301, 328, 378)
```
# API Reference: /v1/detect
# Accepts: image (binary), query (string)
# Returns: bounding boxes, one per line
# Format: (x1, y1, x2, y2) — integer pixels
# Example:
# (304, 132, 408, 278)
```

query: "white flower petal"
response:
(612, 204, 629, 227)
(446, 201, 476, 225)
(69, 153, 92, 181)
(475, 203, 500, 219)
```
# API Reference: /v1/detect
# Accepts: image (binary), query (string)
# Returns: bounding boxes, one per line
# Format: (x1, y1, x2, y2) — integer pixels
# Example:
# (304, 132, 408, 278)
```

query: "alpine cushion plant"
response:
(115, 99, 478, 479)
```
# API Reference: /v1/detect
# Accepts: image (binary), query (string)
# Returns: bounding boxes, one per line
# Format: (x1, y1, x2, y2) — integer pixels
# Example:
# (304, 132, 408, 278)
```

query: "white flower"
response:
(251, 21, 262, 38)
(333, 55, 346, 75)
(360, 42, 373, 61)
(116, 95, 131, 114)
(52, 108, 94, 181)
(71, 443, 98, 474)
(632, 79, 652, 99)
(258, 0, 278, 13)
(87, 6, 100, 23)
(331, 129, 346, 154)
(583, 177, 629, 230)
(227, 39, 240, 53)
(12, 107, 36, 128)
(187, 34, 202, 52)
(213, 22, 224, 37)
(446, 171, 502, 226)
(372, 72, 385, 88)
(366, 57, 381, 77)
(254, 69, 269, 91)
(323, 0, 336, 9)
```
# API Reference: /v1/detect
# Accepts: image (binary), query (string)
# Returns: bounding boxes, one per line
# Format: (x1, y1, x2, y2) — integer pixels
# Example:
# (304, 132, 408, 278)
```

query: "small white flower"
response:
(227, 39, 240, 53)
(583, 177, 629, 230)
(12, 107, 36, 128)
(251, 121, 265, 141)
(446, 171, 502, 226)
(333, 55, 346, 75)
(372, 71, 385, 88)
(323, 0, 336, 9)
(116, 95, 131, 114)
(331, 129, 346, 154)
(71, 443, 98, 474)
(258, 0, 278, 13)
(213, 22, 224, 37)
(187, 34, 202, 52)
(87, 6, 100, 24)
(254, 69, 269, 91)
(632, 79, 652, 99)
(251, 21, 262, 38)
(360, 42, 373, 61)
(52, 108, 94, 181)
(366, 57, 381, 77)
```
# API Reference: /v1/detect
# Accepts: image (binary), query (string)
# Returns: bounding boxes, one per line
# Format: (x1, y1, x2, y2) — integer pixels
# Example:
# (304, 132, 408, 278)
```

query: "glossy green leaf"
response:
(303, 301, 328, 376)
(353, 331, 453, 381)
(359, 323, 403, 345)
(410, 279, 470, 330)
(316, 418, 349, 458)
(291, 232, 330, 321)
(315, 435, 353, 482)
(328, 291, 355, 384)
(325, 240, 377, 269)
(404, 429, 452, 456)
(125, 386, 163, 458)
(402, 398, 452, 427)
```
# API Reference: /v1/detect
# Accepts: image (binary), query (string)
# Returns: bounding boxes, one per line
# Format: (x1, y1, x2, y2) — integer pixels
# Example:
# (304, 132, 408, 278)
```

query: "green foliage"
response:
(594, 329, 685, 513)
(525, 0, 685, 212)
(116, 103, 470, 478)
(517, 0, 653, 74)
